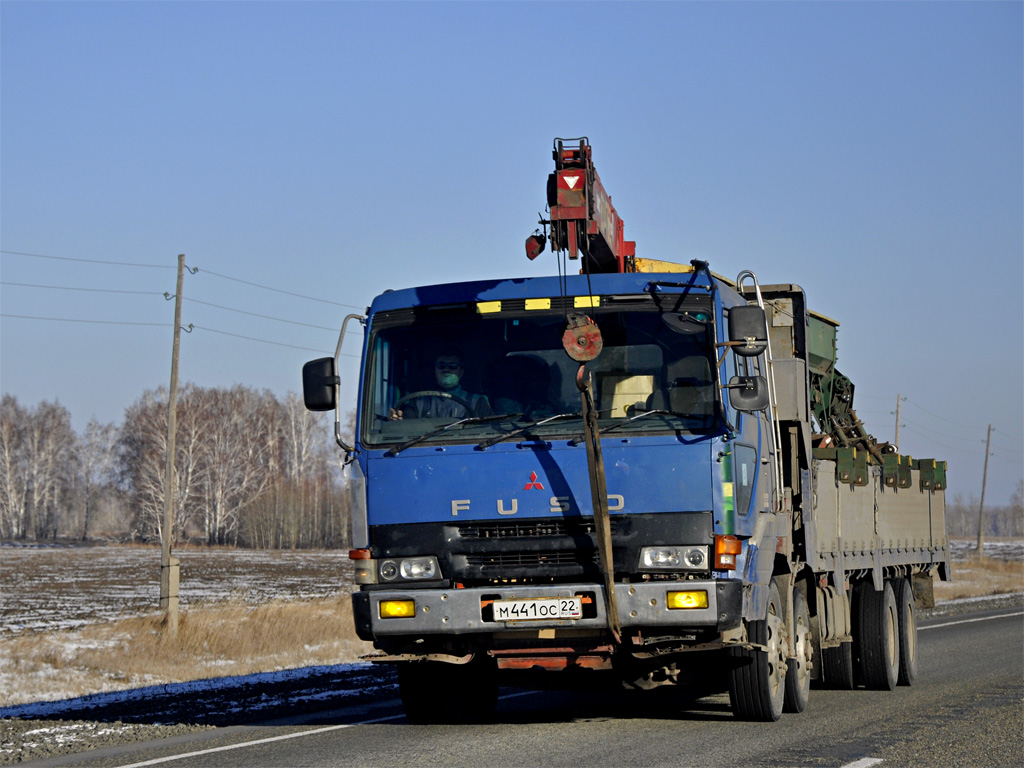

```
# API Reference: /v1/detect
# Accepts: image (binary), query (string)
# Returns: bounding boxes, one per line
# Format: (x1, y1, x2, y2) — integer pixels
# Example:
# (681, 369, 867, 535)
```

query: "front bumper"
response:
(353, 579, 742, 639)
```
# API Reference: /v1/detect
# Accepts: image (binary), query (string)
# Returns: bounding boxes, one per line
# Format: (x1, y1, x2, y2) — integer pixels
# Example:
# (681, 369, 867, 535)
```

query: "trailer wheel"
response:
(820, 641, 855, 689)
(728, 579, 786, 721)
(397, 656, 498, 724)
(892, 577, 918, 686)
(784, 586, 811, 713)
(856, 580, 900, 690)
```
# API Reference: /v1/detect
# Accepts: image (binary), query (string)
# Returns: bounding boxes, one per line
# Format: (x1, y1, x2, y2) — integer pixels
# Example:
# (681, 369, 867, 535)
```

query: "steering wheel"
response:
(393, 390, 475, 416)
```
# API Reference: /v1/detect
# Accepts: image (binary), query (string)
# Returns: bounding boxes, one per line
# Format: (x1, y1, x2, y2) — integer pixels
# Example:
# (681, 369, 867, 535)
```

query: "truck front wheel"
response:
(784, 586, 811, 713)
(728, 579, 786, 721)
(397, 655, 499, 724)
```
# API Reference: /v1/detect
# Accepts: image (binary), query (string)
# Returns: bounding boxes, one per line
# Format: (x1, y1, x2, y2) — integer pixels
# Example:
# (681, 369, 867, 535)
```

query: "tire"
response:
(820, 641, 855, 689)
(728, 580, 786, 721)
(856, 580, 900, 691)
(891, 577, 918, 686)
(784, 586, 811, 713)
(397, 656, 498, 724)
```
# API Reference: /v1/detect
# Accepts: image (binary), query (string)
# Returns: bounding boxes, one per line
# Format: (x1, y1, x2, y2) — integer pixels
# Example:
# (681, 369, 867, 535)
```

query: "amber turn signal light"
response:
(714, 535, 742, 570)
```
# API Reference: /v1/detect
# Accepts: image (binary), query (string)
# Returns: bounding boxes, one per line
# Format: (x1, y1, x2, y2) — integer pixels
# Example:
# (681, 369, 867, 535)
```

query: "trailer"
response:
(303, 138, 949, 722)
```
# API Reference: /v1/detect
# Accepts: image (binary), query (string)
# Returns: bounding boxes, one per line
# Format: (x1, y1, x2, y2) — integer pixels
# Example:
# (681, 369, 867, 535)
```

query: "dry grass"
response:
(934, 555, 1024, 601)
(1, 597, 372, 708)
(3, 549, 1022, 709)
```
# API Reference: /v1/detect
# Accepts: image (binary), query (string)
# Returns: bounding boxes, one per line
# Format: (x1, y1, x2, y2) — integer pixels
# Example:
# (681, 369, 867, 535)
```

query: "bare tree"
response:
(12, 400, 77, 540)
(7, 386, 349, 548)
(197, 386, 276, 545)
(118, 387, 207, 543)
(0, 395, 28, 539)
(78, 419, 119, 540)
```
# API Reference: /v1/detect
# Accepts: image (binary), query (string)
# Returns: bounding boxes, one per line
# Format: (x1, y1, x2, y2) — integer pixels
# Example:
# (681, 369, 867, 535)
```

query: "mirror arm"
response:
(331, 313, 366, 457)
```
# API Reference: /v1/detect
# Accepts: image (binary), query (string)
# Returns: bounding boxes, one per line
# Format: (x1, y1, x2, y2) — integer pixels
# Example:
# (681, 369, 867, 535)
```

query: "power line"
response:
(2, 312, 355, 356)
(0, 250, 174, 269)
(193, 267, 364, 310)
(901, 424, 981, 455)
(1, 313, 171, 327)
(2, 248, 366, 311)
(185, 297, 341, 331)
(190, 325, 358, 356)
(2, 280, 350, 333)
(0, 281, 165, 296)
(903, 398, 978, 430)
(901, 418, 983, 444)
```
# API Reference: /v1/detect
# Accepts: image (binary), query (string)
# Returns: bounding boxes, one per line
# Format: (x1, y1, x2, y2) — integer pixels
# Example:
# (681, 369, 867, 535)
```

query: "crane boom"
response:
(526, 137, 636, 273)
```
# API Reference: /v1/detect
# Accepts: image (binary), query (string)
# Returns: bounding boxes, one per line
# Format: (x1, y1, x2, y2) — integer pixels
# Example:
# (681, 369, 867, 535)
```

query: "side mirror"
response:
(302, 357, 338, 411)
(728, 305, 768, 357)
(728, 375, 770, 412)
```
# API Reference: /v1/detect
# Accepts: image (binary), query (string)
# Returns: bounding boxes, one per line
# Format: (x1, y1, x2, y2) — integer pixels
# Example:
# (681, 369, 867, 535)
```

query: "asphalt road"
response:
(25, 606, 1024, 768)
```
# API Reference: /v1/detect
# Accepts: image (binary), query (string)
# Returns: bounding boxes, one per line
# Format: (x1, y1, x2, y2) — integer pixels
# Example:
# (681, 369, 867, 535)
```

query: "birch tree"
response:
(78, 418, 119, 540)
(0, 395, 28, 539)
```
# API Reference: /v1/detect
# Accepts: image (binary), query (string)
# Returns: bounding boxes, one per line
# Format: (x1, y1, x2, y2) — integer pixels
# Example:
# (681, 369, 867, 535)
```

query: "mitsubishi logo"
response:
(524, 471, 545, 491)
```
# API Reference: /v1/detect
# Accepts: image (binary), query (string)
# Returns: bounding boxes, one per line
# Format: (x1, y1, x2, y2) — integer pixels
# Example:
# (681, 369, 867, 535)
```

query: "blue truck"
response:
(303, 139, 949, 722)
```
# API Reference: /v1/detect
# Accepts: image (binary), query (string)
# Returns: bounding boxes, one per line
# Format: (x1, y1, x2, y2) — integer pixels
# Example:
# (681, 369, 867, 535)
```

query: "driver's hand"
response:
(389, 408, 403, 421)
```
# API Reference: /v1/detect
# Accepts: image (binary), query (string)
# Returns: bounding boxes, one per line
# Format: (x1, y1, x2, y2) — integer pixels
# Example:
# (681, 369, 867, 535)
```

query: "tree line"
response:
(946, 483, 1024, 540)
(2, 389, 1021, 548)
(0, 388, 351, 548)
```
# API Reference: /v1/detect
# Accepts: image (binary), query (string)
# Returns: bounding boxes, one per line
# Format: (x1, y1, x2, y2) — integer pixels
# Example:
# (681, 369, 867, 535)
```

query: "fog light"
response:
(666, 590, 708, 609)
(379, 600, 415, 619)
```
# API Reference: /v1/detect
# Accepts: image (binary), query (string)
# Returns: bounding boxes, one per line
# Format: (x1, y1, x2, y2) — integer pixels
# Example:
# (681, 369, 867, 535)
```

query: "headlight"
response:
(400, 557, 438, 580)
(379, 556, 441, 582)
(639, 545, 709, 571)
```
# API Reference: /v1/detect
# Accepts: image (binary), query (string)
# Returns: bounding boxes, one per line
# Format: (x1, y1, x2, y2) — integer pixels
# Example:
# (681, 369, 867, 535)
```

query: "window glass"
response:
(362, 300, 721, 448)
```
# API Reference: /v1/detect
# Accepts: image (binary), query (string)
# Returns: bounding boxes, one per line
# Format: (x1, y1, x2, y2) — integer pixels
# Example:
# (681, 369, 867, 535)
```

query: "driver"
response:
(390, 352, 492, 420)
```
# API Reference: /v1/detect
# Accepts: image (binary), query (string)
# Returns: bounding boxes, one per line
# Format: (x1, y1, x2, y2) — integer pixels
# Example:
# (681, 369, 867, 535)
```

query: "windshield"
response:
(361, 297, 720, 449)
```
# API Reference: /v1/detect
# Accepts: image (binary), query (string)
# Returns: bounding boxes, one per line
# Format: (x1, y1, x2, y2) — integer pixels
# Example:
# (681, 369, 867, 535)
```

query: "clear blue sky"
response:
(2, 1, 1021, 505)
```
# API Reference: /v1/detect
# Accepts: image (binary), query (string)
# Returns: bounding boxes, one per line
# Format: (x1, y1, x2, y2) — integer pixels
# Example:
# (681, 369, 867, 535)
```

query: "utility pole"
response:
(976, 423, 992, 560)
(160, 254, 185, 635)
(893, 393, 904, 451)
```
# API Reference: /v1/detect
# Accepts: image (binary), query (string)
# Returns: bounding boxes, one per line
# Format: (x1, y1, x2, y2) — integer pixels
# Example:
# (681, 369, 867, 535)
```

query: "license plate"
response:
(492, 596, 582, 622)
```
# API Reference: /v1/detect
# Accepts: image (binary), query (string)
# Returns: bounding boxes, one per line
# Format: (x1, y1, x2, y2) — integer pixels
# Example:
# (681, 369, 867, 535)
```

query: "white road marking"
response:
(115, 610, 1022, 767)
(115, 714, 404, 768)
(115, 691, 538, 767)
(921, 610, 1023, 631)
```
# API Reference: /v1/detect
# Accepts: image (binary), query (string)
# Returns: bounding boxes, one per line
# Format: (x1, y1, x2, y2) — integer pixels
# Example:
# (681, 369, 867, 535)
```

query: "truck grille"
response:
(465, 550, 597, 567)
(448, 517, 613, 584)
(454, 518, 619, 539)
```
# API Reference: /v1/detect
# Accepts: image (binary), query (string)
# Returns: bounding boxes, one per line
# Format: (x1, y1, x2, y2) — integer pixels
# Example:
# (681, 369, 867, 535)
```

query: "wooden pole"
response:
(894, 393, 903, 452)
(160, 254, 185, 634)
(976, 423, 992, 560)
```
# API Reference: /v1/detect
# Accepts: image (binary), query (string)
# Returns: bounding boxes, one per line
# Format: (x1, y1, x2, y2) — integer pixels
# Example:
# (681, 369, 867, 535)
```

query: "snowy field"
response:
(2, 539, 1020, 636)
(947, 539, 1024, 562)
(1, 546, 355, 635)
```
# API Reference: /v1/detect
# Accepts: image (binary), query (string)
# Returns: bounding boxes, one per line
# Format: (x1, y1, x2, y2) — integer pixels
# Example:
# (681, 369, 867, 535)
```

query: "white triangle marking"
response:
(564, 175, 580, 189)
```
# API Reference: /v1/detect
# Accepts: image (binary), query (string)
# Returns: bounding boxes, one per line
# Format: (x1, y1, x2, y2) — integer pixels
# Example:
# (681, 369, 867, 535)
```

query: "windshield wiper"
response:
(386, 413, 521, 457)
(475, 412, 582, 450)
(568, 409, 692, 445)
